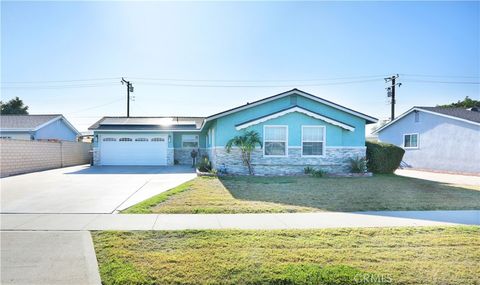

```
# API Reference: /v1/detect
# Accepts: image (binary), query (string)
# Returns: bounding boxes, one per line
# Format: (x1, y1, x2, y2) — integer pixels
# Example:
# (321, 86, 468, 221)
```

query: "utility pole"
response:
(385, 74, 402, 121)
(121, 78, 134, 117)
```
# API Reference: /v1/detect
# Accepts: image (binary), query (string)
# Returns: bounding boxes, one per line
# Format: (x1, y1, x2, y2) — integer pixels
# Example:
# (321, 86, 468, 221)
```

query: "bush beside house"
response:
(366, 141, 405, 174)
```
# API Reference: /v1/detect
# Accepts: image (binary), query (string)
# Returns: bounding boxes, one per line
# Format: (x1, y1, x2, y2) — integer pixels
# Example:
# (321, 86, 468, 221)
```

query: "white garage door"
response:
(99, 134, 168, 165)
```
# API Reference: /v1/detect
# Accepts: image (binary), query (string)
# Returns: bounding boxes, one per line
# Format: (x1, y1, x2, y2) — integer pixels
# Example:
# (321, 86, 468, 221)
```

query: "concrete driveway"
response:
(0, 165, 196, 214)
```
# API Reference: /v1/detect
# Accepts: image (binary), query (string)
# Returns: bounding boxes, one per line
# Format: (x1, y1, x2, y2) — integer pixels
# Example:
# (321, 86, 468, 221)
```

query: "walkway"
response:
(396, 169, 480, 186)
(2, 210, 478, 231)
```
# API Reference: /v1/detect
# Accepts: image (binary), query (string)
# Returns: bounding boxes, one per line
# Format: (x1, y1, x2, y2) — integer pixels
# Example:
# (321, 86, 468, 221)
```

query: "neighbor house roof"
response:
(88, 116, 205, 131)
(205, 88, 378, 124)
(373, 106, 480, 134)
(0, 114, 61, 130)
(0, 114, 81, 135)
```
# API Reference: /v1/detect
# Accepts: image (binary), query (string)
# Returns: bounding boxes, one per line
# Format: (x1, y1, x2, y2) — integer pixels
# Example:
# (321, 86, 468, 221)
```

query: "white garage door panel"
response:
(100, 134, 168, 165)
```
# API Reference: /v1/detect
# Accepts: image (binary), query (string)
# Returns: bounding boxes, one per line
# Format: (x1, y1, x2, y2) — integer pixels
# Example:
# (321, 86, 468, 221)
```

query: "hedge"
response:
(366, 141, 405, 174)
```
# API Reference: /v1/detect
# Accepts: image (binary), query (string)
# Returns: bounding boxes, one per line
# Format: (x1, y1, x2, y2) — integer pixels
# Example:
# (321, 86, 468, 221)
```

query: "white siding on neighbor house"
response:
(378, 110, 480, 174)
(0, 132, 31, 140)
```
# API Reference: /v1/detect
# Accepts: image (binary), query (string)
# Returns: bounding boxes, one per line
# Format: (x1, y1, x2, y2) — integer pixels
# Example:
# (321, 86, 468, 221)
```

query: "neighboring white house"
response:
(0, 114, 80, 141)
(373, 106, 480, 175)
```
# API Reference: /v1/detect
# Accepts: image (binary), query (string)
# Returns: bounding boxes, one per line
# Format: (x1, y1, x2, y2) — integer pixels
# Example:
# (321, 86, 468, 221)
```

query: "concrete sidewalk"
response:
(1, 231, 101, 285)
(1, 210, 478, 231)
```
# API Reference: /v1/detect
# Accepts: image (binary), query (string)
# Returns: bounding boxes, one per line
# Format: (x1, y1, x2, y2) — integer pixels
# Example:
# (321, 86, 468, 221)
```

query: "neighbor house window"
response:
(414, 111, 420, 123)
(403, 133, 418, 148)
(182, 135, 199, 148)
(119, 138, 132, 142)
(103, 138, 116, 142)
(302, 126, 325, 156)
(264, 125, 287, 156)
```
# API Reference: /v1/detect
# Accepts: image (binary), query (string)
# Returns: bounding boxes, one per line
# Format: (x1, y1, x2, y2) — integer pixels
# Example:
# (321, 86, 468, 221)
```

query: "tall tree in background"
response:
(438, 96, 480, 108)
(0, 97, 29, 114)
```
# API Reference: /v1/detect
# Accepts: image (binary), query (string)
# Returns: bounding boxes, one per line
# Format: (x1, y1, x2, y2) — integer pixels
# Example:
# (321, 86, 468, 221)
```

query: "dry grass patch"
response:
(123, 175, 480, 214)
(92, 226, 480, 285)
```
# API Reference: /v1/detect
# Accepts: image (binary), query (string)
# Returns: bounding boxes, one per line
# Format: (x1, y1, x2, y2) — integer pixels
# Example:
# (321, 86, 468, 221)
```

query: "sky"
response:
(1, 1, 479, 132)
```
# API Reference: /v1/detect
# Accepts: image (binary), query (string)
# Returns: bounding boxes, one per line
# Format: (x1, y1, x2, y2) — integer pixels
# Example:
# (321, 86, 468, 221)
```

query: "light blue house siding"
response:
(205, 93, 369, 175)
(34, 118, 78, 141)
(0, 118, 78, 141)
(378, 111, 480, 174)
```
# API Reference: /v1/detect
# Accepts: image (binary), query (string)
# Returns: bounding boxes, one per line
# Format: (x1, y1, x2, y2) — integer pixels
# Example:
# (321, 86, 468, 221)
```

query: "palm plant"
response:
(225, 130, 262, 175)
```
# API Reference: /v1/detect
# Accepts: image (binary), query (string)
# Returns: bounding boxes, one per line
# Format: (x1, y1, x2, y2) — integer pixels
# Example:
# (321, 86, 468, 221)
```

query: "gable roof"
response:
(373, 106, 480, 134)
(235, 105, 355, 131)
(0, 114, 61, 129)
(0, 114, 81, 135)
(205, 88, 378, 124)
(417, 107, 480, 124)
(89, 116, 205, 131)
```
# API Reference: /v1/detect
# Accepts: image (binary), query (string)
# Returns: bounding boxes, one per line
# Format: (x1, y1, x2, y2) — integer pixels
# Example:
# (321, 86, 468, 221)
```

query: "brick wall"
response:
(0, 139, 91, 177)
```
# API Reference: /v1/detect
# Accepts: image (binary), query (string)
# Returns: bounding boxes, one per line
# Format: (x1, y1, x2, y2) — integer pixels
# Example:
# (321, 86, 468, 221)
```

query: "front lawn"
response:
(92, 226, 480, 285)
(122, 175, 480, 213)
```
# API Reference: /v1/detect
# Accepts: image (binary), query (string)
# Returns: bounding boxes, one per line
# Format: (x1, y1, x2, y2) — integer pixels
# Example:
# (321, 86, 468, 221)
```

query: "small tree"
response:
(0, 97, 29, 114)
(225, 130, 262, 175)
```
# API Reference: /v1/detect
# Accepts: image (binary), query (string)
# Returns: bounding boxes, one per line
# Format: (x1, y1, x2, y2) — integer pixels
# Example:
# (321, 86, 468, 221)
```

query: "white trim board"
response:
(373, 107, 480, 134)
(235, 106, 355, 131)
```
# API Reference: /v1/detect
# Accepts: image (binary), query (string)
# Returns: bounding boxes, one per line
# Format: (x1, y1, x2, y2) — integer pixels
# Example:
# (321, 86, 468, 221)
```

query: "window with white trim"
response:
(182, 135, 199, 148)
(403, 134, 418, 148)
(264, 126, 287, 156)
(302, 126, 325, 156)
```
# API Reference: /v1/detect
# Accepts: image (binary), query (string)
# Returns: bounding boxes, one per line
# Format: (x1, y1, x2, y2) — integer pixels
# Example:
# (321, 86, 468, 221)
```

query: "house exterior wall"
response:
(0, 131, 31, 140)
(214, 94, 366, 147)
(204, 93, 369, 175)
(211, 146, 365, 175)
(35, 118, 78, 141)
(378, 111, 480, 174)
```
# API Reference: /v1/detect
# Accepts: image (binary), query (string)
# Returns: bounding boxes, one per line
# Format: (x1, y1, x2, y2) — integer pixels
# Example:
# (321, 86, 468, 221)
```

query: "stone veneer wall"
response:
(0, 139, 91, 177)
(174, 148, 208, 165)
(210, 147, 366, 175)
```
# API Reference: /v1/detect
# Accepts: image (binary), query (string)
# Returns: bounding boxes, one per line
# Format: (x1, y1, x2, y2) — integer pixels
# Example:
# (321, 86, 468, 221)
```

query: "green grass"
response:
(92, 226, 480, 285)
(122, 175, 480, 213)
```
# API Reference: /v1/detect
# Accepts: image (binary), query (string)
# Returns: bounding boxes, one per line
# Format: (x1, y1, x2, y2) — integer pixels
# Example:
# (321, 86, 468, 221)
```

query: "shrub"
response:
(304, 167, 326, 177)
(304, 166, 314, 174)
(348, 156, 367, 173)
(366, 141, 405, 174)
(196, 155, 212, 173)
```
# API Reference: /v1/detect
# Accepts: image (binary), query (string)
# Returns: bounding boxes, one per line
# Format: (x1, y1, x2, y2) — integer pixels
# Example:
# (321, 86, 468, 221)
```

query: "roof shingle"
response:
(0, 114, 61, 129)
(417, 107, 480, 123)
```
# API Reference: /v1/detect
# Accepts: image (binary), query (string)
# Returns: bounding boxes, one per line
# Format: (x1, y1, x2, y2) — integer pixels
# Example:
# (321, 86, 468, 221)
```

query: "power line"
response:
(1, 83, 119, 89)
(129, 74, 390, 83)
(2, 77, 120, 84)
(134, 78, 382, 88)
(402, 79, 480, 84)
(67, 98, 124, 114)
(400, 73, 479, 79)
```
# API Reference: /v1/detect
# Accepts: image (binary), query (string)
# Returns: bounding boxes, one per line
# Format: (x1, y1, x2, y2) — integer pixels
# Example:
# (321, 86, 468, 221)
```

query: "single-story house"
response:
(373, 106, 480, 175)
(0, 114, 80, 142)
(89, 89, 377, 175)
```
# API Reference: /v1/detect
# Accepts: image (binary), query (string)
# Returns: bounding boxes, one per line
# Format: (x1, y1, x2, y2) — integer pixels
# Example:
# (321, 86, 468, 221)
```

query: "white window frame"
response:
(182, 135, 199, 148)
(263, 125, 288, 157)
(403, 133, 419, 149)
(301, 125, 326, 157)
